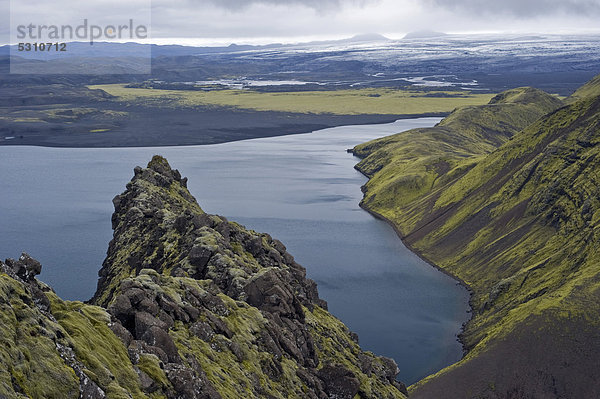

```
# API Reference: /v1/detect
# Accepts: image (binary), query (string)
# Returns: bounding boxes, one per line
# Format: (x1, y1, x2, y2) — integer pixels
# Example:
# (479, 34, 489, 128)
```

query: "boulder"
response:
(140, 326, 180, 363)
(318, 365, 361, 399)
(135, 311, 168, 339)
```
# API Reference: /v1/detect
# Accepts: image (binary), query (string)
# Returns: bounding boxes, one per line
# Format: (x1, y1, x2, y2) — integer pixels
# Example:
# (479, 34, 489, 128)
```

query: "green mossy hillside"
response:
(353, 78, 600, 398)
(0, 255, 147, 398)
(352, 87, 563, 233)
(568, 72, 600, 102)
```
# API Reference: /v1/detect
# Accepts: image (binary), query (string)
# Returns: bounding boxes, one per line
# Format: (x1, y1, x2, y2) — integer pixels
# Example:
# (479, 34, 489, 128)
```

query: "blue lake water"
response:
(0, 117, 470, 384)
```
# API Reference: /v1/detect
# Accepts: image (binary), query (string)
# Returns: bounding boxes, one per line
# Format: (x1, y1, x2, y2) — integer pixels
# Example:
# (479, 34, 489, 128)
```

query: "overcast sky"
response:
(4, 0, 600, 45)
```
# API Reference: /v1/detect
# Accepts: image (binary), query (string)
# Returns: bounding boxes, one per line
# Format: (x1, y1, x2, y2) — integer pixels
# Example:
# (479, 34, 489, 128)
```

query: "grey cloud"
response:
(426, 0, 600, 17)
(180, 0, 375, 11)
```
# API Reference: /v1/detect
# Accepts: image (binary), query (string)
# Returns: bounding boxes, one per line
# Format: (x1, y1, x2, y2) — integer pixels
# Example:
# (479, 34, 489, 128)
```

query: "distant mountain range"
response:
(0, 33, 392, 59)
(403, 30, 447, 39)
(2, 34, 600, 96)
(2, 31, 588, 60)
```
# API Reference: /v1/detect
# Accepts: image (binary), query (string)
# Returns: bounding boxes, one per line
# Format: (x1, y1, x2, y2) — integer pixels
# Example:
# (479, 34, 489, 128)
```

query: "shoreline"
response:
(0, 110, 448, 149)
(354, 183, 475, 360)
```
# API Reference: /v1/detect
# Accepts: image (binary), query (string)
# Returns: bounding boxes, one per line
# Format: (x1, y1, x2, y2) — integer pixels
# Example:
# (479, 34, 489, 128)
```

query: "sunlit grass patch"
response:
(89, 84, 495, 115)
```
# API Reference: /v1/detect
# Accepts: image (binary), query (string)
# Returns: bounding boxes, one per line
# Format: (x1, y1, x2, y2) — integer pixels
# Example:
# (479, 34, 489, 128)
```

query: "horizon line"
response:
(3, 30, 600, 48)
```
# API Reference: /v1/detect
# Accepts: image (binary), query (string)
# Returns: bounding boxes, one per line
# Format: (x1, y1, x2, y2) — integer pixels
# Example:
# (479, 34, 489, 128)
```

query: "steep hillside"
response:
(0, 156, 407, 399)
(352, 87, 563, 233)
(568, 72, 600, 101)
(353, 80, 600, 397)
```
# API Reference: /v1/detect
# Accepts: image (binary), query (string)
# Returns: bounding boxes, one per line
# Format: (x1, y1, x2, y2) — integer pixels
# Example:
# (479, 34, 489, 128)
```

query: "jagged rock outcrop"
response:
(0, 156, 407, 399)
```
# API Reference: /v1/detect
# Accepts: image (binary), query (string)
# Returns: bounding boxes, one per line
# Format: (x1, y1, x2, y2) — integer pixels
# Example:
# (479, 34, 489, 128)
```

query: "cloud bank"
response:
(425, 0, 600, 17)
(5, 0, 600, 45)
(187, 0, 376, 11)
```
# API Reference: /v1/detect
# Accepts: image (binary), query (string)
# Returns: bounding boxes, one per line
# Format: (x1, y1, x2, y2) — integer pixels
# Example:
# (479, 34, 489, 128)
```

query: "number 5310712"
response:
(18, 42, 67, 51)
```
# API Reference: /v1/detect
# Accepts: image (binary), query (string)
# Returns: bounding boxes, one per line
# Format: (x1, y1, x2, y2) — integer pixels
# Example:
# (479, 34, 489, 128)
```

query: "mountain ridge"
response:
(352, 76, 600, 398)
(351, 87, 563, 233)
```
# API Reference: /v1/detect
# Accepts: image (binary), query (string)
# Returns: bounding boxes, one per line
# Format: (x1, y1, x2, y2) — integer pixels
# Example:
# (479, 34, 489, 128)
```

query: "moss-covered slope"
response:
(0, 254, 147, 398)
(0, 156, 407, 399)
(352, 87, 562, 233)
(353, 81, 600, 397)
(568, 72, 600, 102)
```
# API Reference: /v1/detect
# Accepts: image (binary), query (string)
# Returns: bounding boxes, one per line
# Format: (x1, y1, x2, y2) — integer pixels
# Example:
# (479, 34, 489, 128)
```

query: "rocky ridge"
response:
(0, 156, 407, 399)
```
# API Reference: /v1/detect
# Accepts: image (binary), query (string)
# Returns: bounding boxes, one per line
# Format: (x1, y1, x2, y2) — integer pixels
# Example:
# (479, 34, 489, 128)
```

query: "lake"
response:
(0, 117, 470, 384)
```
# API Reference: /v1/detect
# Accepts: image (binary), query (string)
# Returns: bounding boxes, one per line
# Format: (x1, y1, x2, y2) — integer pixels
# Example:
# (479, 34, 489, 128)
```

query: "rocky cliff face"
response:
(0, 156, 407, 399)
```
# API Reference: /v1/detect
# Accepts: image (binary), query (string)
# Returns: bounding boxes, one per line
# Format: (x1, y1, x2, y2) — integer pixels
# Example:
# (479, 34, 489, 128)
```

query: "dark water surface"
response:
(0, 117, 470, 384)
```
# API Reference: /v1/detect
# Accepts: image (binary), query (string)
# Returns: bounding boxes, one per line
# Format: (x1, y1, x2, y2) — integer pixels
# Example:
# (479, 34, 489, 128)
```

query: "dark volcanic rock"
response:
(4, 253, 42, 282)
(318, 365, 361, 399)
(140, 326, 180, 363)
